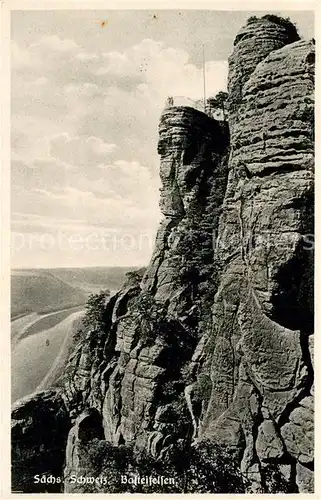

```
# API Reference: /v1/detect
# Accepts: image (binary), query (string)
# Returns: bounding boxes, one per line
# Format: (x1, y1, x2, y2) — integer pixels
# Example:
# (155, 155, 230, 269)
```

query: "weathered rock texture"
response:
(62, 107, 229, 459)
(199, 16, 314, 493)
(11, 391, 71, 492)
(11, 15, 314, 494)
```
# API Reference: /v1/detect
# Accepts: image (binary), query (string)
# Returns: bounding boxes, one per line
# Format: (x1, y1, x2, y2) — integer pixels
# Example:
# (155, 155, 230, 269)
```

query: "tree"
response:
(135, 441, 246, 493)
(261, 15, 299, 42)
(130, 291, 170, 342)
(188, 442, 246, 492)
(125, 268, 145, 286)
(206, 91, 228, 121)
(83, 289, 110, 330)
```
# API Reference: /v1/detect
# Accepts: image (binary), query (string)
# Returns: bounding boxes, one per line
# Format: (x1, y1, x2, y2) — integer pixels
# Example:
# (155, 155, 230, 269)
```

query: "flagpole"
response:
(202, 43, 206, 112)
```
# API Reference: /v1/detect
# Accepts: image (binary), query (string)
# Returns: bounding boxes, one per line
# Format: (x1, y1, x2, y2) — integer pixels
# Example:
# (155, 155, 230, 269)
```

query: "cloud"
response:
(11, 36, 79, 74)
(64, 82, 99, 96)
(11, 40, 36, 68)
(12, 131, 52, 165)
(30, 35, 79, 53)
(95, 38, 227, 101)
(31, 76, 48, 85)
(49, 133, 117, 168)
(13, 154, 160, 231)
(76, 51, 99, 61)
(11, 31, 227, 266)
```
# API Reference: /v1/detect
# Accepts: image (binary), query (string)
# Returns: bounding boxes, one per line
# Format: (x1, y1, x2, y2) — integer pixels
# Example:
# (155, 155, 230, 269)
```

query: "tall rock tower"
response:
(199, 15, 314, 493)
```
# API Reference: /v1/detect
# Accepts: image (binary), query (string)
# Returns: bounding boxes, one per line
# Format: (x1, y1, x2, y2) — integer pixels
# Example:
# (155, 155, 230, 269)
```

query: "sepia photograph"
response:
(9, 4, 314, 494)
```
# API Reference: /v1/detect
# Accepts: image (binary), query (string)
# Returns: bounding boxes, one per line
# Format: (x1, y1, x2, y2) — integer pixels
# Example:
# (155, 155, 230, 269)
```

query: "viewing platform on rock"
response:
(163, 96, 226, 121)
(158, 100, 229, 157)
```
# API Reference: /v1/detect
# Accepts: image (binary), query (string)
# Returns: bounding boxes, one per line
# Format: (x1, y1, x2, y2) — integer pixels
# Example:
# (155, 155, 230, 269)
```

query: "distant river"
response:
(11, 310, 83, 403)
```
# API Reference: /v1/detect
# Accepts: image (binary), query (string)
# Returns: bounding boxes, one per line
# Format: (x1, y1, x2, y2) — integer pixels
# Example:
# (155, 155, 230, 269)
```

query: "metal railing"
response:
(164, 96, 205, 112)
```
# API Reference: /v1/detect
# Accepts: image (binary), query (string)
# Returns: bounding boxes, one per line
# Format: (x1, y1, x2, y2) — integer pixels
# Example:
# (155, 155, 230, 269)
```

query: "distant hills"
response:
(48, 266, 142, 294)
(11, 266, 142, 319)
(11, 270, 87, 318)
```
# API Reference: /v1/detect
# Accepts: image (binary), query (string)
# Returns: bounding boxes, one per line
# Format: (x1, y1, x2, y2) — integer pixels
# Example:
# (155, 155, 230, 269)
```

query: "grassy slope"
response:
(11, 313, 39, 345)
(11, 310, 84, 402)
(48, 266, 141, 293)
(18, 306, 84, 341)
(11, 270, 87, 318)
(36, 312, 85, 391)
(11, 266, 144, 318)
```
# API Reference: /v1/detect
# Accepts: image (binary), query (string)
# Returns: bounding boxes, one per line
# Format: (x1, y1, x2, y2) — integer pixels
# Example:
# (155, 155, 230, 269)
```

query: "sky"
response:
(11, 9, 314, 268)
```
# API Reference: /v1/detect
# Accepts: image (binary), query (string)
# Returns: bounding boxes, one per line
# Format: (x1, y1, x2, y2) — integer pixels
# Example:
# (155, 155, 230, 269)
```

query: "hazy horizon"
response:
(12, 264, 143, 270)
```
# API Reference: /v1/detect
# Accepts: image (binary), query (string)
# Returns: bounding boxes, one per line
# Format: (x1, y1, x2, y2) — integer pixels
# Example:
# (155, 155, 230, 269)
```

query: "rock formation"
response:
(11, 15, 314, 494)
(199, 17, 314, 493)
(62, 107, 230, 464)
(11, 391, 71, 493)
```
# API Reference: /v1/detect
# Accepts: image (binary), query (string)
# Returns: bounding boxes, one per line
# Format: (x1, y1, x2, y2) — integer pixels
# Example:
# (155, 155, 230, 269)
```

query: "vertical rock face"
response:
(11, 15, 314, 494)
(228, 15, 300, 118)
(199, 16, 314, 493)
(62, 106, 229, 464)
(143, 107, 229, 303)
(11, 391, 71, 493)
